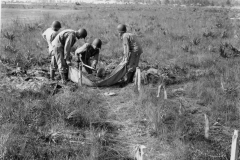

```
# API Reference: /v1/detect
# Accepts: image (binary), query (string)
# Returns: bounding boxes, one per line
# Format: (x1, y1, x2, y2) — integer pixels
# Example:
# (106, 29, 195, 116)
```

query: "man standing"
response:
(52, 28, 87, 84)
(42, 21, 61, 80)
(75, 38, 102, 74)
(117, 24, 143, 84)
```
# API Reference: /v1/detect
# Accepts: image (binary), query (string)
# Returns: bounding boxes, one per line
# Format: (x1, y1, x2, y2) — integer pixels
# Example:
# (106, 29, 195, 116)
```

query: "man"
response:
(42, 21, 61, 80)
(75, 38, 102, 74)
(51, 28, 87, 84)
(117, 24, 143, 84)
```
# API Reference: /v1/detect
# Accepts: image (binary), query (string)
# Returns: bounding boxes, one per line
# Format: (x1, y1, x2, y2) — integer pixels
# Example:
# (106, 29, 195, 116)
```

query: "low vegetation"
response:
(1, 3, 240, 159)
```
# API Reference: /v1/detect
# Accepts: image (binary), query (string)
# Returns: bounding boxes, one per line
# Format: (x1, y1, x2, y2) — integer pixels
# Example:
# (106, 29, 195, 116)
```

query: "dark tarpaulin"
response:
(68, 61, 127, 87)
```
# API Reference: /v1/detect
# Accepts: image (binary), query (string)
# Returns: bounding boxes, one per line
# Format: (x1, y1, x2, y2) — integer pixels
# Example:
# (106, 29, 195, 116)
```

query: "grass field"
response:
(1, 8, 82, 27)
(1, 3, 240, 160)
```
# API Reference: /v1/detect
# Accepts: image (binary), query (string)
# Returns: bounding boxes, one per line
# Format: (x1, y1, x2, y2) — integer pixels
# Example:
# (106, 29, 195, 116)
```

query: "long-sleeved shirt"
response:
(42, 28, 58, 53)
(75, 43, 99, 67)
(122, 33, 142, 61)
(122, 33, 142, 70)
(52, 29, 77, 60)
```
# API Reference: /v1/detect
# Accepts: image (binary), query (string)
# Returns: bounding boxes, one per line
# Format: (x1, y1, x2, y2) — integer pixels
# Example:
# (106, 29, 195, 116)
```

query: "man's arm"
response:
(42, 31, 47, 41)
(64, 33, 75, 61)
(50, 32, 58, 43)
(48, 32, 58, 49)
(91, 50, 99, 69)
(75, 43, 89, 56)
(123, 35, 130, 63)
(42, 31, 51, 52)
(75, 43, 90, 62)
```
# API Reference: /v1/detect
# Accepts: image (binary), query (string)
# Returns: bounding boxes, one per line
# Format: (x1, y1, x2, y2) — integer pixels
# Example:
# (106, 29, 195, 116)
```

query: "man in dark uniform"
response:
(75, 38, 102, 74)
(117, 24, 143, 83)
(52, 28, 87, 84)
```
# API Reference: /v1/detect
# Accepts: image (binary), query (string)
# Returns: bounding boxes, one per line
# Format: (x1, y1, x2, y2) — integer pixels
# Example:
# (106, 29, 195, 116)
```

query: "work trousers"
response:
(127, 51, 141, 72)
(125, 51, 142, 82)
(50, 55, 58, 71)
(82, 59, 95, 74)
(53, 46, 68, 74)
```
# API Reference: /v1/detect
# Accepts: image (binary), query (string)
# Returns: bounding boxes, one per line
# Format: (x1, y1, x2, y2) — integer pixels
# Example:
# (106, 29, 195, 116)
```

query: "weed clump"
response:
(219, 42, 240, 58)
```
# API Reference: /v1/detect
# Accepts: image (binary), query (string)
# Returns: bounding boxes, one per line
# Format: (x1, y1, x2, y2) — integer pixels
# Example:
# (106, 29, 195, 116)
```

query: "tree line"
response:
(119, 0, 235, 6)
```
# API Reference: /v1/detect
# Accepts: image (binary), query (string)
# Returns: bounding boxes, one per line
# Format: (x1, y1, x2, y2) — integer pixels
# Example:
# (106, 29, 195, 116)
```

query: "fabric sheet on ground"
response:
(68, 61, 127, 87)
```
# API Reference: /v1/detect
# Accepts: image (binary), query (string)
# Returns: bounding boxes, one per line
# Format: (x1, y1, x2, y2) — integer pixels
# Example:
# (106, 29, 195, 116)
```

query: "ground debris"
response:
(104, 92, 117, 96)
(141, 66, 210, 87)
(219, 42, 240, 58)
(0, 65, 54, 91)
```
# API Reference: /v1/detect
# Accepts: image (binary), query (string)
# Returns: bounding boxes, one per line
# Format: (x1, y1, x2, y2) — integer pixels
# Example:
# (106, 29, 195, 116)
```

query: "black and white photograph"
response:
(1, 0, 240, 159)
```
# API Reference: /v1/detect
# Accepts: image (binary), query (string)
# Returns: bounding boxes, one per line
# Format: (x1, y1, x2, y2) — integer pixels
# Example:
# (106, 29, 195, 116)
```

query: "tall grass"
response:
(0, 86, 130, 159)
(1, 5, 238, 69)
(1, 3, 240, 159)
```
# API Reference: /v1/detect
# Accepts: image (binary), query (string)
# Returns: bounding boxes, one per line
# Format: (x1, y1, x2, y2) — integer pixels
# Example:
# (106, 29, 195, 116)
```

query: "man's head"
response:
(117, 24, 127, 39)
(76, 28, 87, 40)
(51, 21, 61, 31)
(92, 38, 102, 50)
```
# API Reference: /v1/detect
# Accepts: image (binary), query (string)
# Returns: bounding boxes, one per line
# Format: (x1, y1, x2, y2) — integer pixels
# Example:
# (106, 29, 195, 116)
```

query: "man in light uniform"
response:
(42, 21, 61, 80)
(75, 38, 102, 74)
(51, 28, 87, 84)
(117, 24, 143, 84)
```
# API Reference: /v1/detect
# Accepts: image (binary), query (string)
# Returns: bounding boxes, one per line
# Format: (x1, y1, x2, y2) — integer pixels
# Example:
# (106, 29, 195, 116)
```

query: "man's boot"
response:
(65, 71, 68, 81)
(50, 70, 55, 81)
(128, 71, 135, 83)
(125, 71, 135, 84)
(60, 73, 67, 85)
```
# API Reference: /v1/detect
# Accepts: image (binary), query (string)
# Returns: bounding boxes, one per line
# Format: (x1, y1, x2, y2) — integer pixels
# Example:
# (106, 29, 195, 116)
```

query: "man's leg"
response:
(55, 47, 67, 84)
(128, 70, 136, 83)
(53, 56, 59, 77)
(125, 70, 135, 84)
(63, 59, 69, 82)
(50, 56, 57, 80)
(81, 59, 92, 74)
(64, 50, 72, 78)
(127, 52, 141, 83)
(86, 60, 93, 74)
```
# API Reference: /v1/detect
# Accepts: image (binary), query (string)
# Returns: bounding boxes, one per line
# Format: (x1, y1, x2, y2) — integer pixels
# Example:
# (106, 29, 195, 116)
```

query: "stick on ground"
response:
(230, 130, 239, 160)
(137, 68, 141, 91)
(135, 70, 138, 86)
(163, 85, 167, 99)
(157, 84, 162, 97)
(204, 114, 209, 139)
(79, 62, 82, 86)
